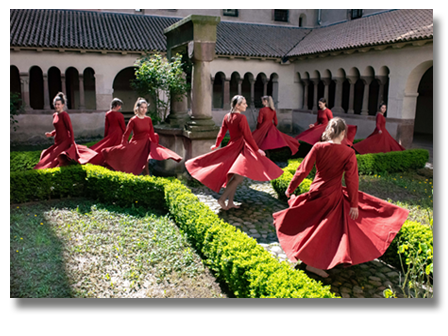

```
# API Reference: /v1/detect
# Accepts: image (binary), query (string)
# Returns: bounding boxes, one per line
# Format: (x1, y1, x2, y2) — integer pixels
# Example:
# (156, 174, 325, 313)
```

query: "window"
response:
(351, 9, 362, 19)
(223, 9, 238, 17)
(299, 17, 303, 27)
(274, 9, 289, 22)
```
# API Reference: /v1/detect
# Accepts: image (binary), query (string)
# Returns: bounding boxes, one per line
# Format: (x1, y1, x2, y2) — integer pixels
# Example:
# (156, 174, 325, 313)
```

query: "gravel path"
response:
(187, 178, 405, 298)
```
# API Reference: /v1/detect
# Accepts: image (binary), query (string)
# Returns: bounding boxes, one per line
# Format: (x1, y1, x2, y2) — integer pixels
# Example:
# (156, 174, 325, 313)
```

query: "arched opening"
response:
(307, 81, 314, 110)
(341, 79, 350, 113)
(10, 65, 21, 97)
(29, 66, 44, 109)
(317, 81, 325, 104)
(112, 67, 140, 117)
(268, 73, 279, 109)
(230, 72, 240, 99)
(65, 67, 80, 110)
(368, 79, 380, 115)
(242, 73, 253, 106)
(48, 67, 62, 109)
(354, 79, 364, 114)
(413, 66, 433, 145)
(213, 72, 225, 109)
(299, 14, 306, 27)
(329, 80, 336, 110)
(83, 67, 96, 110)
(254, 74, 265, 108)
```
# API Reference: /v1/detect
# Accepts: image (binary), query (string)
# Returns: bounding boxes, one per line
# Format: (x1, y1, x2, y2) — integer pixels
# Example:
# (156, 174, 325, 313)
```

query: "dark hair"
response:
(228, 95, 245, 121)
(111, 98, 123, 109)
(318, 98, 327, 107)
(321, 117, 347, 141)
(379, 102, 387, 109)
(53, 92, 66, 106)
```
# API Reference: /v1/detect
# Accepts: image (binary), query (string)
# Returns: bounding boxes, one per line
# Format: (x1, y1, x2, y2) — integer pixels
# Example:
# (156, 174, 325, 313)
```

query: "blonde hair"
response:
(53, 92, 66, 107)
(133, 97, 148, 115)
(262, 96, 275, 111)
(228, 95, 245, 121)
(321, 117, 347, 141)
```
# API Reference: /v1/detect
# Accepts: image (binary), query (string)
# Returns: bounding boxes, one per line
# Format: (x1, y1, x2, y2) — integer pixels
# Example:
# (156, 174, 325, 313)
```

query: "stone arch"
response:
(65, 67, 80, 110)
(242, 72, 254, 107)
(212, 71, 225, 109)
(10, 65, 21, 97)
(29, 65, 44, 109)
(414, 66, 433, 140)
(268, 73, 279, 109)
(83, 67, 96, 110)
(230, 71, 241, 100)
(254, 73, 268, 108)
(299, 13, 307, 27)
(112, 67, 139, 115)
(48, 67, 62, 109)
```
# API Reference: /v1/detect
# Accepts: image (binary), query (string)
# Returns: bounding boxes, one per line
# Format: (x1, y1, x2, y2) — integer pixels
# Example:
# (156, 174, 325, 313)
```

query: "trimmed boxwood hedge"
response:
(10, 164, 336, 298)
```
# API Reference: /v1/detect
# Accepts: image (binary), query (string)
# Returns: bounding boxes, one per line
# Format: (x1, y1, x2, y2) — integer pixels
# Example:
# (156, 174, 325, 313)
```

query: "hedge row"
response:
(10, 165, 336, 298)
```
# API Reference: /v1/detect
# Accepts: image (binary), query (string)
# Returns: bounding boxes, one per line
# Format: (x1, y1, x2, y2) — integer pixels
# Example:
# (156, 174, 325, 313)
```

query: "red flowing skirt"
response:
(353, 130, 405, 154)
(295, 124, 357, 147)
(86, 131, 123, 165)
(102, 136, 181, 175)
(185, 138, 284, 193)
(252, 123, 300, 155)
(273, 187, 409, 270)
(58, 144, 99, 166)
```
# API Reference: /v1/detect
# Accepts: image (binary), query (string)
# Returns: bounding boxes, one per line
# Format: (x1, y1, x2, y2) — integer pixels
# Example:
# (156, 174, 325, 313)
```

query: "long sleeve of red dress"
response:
(62, 112, 76, 145)
(287, 145, 317, 194)
(344, 152, 359, 208)
(326, 109, 334, 121)
(147, 117, 159, 143)
(215, 116, 229, 147)
(50, 130, 56, 137)
(119, 114, 126, 133)
(241, 115, 260, 152)
(121, 118, 134, 145)
(273, 111, 278, 127)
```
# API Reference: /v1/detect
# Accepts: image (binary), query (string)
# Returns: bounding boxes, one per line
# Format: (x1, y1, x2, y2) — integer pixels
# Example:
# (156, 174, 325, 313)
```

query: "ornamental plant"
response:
(10, 92, 23, 131)
(131, 52, 190, 123)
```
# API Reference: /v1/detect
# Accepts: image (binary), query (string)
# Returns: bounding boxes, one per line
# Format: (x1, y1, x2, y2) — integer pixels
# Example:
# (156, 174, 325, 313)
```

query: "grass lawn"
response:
(10, 199, 226, 298)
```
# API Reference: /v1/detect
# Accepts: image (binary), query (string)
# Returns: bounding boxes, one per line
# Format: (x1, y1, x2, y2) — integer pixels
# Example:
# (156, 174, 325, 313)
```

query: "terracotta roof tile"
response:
(286, 9, 433, 57)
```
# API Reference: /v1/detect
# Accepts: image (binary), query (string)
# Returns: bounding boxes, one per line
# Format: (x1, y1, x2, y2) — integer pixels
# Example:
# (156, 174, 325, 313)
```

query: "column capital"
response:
(332, 76, 344, 84)
(310, 78, 320, 85)
(375, 75, 388, 85)
(360, 76, 373, 85)
(301, 78, 310, 85)
(346, 76, 358, 85)
(321, 77, 332, 85)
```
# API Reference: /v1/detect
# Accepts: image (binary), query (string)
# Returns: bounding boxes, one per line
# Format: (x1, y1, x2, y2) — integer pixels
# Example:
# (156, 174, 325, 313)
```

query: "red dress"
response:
(353, 113, 406, 154)
(295, 108, 357, 146)
(101, 115, 182, 175)
(251, 107, 300, 155)
(273, 142, 409, 270)
(34, 111, 98, 169)
(185, 113, 284, 193)
(87, 110, 126, 165)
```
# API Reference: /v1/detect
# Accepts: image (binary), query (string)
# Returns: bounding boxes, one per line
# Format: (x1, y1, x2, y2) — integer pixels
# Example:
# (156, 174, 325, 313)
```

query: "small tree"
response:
(10, 92, 23, 131)
(131, 52, 190, 123)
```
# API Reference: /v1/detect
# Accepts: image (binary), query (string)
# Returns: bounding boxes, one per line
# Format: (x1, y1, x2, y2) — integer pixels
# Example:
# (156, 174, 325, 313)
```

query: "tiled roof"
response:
(286, 9, 433, 57)
(10, 9, 432, 58)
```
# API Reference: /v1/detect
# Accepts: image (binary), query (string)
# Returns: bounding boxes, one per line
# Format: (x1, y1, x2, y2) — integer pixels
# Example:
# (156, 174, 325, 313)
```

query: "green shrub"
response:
(10, 150, 42, 172)
(381, 220, 433, 278)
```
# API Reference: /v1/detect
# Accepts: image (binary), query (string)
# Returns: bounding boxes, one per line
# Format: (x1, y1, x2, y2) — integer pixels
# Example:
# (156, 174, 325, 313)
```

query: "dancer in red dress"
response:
(353, 103, 406, 154)
(34, 92, 98, 169)
(185, 95, 284, 210)
(87, 98, 126, 166)
(295, 98, 357, 147)
(102, 98, 182, 175)
(273, 118, 409, 277)
(251, 96, 299, 155)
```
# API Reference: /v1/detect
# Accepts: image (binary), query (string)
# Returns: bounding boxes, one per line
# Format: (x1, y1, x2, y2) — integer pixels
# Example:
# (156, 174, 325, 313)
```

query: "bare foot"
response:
(218, 198, 228, 210)
(306, 265, 329, 278)
(227, 203, 240, 209)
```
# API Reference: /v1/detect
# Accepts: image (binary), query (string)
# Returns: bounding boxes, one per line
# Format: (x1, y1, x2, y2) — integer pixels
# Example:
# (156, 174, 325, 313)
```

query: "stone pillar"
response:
(361, 76, 373, 115)
(302, 79, 309, 110)
(78, 74, 85, 110)
(332, 77, 344, 113)
(19, 72, 31, 111)
(376, 75, 388, 107)
(43, 74, 51, 110)
(322, 77, 331, 102)
(311, 78, 319, 112)
(165, 74, 190, 128)
(237, 78, 243, 96)
(249, 77, 255, 108)
(61, 74, 67, 98)
(272, 78, 279, 110)
(347, 76, 357, 114)
(262, 77, 268, 96)
(210, 76, 214, 109)
(223, 77, 230, 110)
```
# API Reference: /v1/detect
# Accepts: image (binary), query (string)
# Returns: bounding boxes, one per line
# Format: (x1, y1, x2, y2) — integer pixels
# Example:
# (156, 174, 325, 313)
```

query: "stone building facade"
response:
(10, 9, 433, 148)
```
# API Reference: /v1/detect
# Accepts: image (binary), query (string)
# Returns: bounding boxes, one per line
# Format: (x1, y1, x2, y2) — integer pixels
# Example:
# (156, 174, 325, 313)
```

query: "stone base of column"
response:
(332, 106, 345, 114)
(396, 121, 415, 148)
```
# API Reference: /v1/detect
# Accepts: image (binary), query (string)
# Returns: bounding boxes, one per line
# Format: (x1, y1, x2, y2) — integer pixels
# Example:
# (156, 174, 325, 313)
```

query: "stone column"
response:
(272, 77, 279, 110)
(166, 74, 190, 128)
(61, 74, 67, 99)
(322, 77, 331, 102)
(262, 77, 268, 96)
(249, 77, 255, 108)
(347, 76, 357, 114)
(361, 76, 373, 115)
(223, 77, 230, 110)
(237, 78, 243, 96)
(43, 74, 51, 110)
(78, 74, 85, 110)
(210, 76, 214, 109)
(311, 78, 319, 112)
(376, 75, 388, 107)
(19, 72, 31, 111)
(302, 79, 309, 110)
(332, 77, 344, 113)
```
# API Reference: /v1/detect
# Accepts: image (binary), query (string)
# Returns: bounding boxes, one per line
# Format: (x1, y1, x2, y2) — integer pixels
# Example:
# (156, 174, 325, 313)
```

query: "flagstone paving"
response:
(187, 178, 406, 298)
